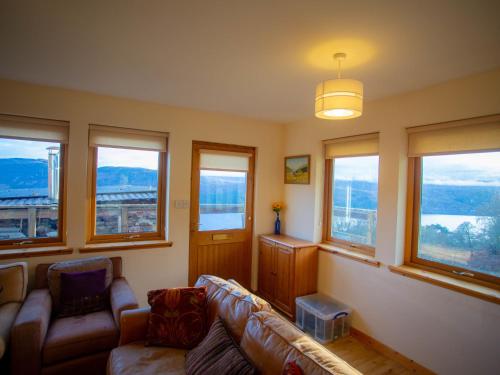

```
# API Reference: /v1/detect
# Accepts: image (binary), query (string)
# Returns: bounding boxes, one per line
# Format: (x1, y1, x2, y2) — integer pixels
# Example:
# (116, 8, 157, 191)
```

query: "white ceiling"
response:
(1, 0, 499, 122)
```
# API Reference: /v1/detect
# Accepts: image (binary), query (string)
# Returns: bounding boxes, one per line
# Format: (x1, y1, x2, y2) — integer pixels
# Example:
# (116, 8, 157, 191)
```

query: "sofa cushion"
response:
(43, 310, 119, 365)
(0, 262, 27, 305)
(47, 257, 113, 314)
(58, 268, 107, 318)
(185, 318, 256, 375)
(35, 257, 122, 289)
(108, 341, 187, 375)
(0, 302, 21, 359)
(195, 275, 272, 343)
(240, 311, 361, 375)
(146, 287, 208, 349)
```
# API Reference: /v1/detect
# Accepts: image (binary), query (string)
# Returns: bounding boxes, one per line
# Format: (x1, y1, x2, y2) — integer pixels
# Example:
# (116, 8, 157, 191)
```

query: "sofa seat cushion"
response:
(108, 341, 187, 375)
(43, 310, 119, 365)
(0, 302, 21, 359)
(240, 311, 361, 375)
(195, 275, 272, 342)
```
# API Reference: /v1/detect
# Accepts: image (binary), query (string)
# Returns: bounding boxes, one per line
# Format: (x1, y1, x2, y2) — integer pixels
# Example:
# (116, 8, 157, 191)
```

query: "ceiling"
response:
(0, 0, 499, 123)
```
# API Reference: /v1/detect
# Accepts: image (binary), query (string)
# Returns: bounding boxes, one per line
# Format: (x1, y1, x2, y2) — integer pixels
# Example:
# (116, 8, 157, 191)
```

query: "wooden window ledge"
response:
(0, 246, 73, 260)
(319, 244, 381, 267)
(389, 265, 500, 305)
(80, 240, 173, 253)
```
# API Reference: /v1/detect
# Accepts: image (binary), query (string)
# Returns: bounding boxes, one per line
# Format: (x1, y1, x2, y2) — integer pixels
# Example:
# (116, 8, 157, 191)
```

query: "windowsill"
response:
(0, 245, 73, 260)
(319, 243, 381, 267)
(80, 240, 173, 253)
(389, 264, 500, 305)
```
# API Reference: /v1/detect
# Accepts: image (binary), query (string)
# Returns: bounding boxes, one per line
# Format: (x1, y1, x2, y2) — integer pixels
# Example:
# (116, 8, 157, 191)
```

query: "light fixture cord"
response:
(337, 58, 341, 79)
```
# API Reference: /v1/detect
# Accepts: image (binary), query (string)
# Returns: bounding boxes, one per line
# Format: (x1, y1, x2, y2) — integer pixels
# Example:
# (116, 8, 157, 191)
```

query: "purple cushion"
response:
(58, 268, 107, 317)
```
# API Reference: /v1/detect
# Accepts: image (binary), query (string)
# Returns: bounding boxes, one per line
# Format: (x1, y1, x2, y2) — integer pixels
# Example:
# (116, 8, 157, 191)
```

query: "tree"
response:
(453, 222, 475, 249)
(477, 192, 500, 255)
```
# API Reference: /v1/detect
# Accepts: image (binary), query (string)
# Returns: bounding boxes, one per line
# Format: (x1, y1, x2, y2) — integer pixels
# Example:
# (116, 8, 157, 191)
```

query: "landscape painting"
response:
(285, 155, 310, 184)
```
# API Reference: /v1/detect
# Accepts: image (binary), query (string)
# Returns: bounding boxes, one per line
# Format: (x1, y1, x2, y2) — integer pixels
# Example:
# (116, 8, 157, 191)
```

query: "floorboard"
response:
(326, 336, 413, 375)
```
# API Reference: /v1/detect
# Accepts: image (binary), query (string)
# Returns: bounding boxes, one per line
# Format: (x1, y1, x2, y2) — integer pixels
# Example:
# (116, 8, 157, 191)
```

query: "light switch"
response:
(174, 199, 189, 209)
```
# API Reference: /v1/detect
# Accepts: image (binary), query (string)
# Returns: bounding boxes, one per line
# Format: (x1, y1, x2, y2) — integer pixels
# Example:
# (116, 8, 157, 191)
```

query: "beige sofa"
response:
(108, 275, 360, 375)
(0, 262, 28, 364)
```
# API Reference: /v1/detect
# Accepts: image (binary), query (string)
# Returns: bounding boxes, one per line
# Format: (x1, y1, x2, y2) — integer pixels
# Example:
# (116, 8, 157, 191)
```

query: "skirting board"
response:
(350, 327, 435, 375)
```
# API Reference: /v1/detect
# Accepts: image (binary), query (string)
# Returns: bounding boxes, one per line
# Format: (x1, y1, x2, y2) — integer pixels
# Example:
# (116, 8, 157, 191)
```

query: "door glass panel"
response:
(199, 170, 247, 231)
(417, 151, 500, 277)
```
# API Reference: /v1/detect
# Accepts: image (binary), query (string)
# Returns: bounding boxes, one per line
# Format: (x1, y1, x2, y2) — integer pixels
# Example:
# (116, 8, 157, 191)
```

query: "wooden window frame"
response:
(86, 144, 167, 244)
(0, 143, 67, 250)
(405, 156, 500, 289)
(322, 158, 376, 257)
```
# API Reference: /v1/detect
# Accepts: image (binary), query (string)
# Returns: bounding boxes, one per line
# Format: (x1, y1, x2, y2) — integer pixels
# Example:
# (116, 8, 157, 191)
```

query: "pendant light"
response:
(315, 53, 363, 120)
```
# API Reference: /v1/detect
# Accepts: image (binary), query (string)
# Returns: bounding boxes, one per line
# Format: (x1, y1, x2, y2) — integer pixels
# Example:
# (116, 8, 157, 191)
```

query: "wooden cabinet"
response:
(258, 234, 318, 319)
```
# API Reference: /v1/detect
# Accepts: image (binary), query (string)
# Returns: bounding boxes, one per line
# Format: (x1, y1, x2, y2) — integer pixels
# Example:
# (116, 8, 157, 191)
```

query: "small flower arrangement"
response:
(272, 202, 283, 213)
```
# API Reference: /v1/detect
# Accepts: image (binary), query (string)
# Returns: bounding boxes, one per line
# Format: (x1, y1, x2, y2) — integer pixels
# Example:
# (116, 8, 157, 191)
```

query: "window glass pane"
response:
(199, 170, 247, 231)
(418, 152, 500, 277)
(0, 138, 61, 240)
(331, 156, 379, 246)
(95, 147, 159, 235)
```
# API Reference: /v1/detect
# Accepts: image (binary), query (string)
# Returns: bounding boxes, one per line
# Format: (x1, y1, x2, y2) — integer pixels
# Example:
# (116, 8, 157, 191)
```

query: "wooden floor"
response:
(326, 336, 413, 375)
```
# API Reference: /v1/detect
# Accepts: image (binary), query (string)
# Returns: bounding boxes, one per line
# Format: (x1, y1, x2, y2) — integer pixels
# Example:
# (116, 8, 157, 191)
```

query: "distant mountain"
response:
(334, 180, 498, 215)
(0, 158, 158, 196)
(0, 158, 49, 190)
(0, 158, 498, 215)
(96, 166, 157, 188)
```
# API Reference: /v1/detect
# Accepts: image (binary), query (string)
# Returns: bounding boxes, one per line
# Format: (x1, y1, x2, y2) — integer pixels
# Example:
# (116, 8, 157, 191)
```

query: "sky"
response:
(0, 139, 159, 169)
(333, 152, 500, 186)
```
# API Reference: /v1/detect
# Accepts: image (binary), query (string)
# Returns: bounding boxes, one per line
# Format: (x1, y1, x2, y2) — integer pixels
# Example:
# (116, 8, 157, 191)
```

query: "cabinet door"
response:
(274, 245, 294, 314)
(258, 240, 275, 301)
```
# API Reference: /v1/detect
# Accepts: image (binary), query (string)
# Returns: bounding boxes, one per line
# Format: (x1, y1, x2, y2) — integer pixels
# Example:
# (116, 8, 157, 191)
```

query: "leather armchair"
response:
(11, 257, 138, 375)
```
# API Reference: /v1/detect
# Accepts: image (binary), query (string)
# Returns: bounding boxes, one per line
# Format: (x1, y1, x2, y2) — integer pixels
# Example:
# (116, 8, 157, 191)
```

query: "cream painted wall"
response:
(0, 78, 285, 306)
(283, 68, 500, 375)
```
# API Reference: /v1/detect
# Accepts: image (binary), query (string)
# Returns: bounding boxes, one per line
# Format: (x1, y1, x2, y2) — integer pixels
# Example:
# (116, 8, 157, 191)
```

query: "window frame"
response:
(0, 142, 67, 250)
(86, 144, 167, 244)
(322, 157, 377, 257)
(405, 156, 500, 288)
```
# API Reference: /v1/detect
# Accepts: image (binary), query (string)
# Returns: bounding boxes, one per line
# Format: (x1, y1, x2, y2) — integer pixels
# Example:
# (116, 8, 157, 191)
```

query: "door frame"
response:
(189, 140, 256, 286)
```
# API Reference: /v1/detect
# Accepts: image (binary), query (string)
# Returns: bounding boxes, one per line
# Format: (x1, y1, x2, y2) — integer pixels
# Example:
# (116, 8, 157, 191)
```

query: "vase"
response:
(274, 212, 281, 235)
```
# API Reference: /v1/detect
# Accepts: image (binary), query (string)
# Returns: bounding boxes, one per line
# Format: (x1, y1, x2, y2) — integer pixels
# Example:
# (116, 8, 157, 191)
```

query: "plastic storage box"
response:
(296, 293, 351, 344)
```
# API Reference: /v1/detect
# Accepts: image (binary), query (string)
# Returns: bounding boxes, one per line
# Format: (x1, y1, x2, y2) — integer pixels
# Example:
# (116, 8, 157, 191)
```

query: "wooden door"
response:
(258, 239, 275, 301)
(274, 245, 294, 313)
(189, 141, 255, 288)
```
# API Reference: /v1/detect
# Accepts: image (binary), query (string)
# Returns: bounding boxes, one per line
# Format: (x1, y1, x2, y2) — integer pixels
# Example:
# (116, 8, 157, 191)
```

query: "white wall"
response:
(283, 68, 500, 375)
(0, 78, 285, 305)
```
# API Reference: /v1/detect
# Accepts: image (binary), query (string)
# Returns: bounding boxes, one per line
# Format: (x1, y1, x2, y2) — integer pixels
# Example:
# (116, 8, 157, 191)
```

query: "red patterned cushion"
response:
(283, 360, 304, 375)
(145, 287, 208, 349)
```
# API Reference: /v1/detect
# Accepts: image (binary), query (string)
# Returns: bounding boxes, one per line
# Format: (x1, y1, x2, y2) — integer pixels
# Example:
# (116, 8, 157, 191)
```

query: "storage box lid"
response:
(296, 293, 351, 320)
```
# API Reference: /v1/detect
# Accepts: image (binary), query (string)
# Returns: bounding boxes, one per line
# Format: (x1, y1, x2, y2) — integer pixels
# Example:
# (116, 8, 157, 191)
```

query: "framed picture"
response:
(284, 155, 310, 184)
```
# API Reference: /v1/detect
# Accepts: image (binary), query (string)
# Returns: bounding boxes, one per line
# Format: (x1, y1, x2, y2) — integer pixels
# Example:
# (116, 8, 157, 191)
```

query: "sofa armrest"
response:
(11, 288, 52, 375)
(118, 307, 150, 346)
(110, 277, 139, 328)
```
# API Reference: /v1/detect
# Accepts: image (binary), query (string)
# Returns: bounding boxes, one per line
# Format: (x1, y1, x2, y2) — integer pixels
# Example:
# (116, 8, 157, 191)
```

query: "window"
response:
(323, 133, 379, 256)
(198, 151, 250, 231)
(87, 125, 168, 243)
(0, 114, 68, 249)
(406, 115, 500, 286)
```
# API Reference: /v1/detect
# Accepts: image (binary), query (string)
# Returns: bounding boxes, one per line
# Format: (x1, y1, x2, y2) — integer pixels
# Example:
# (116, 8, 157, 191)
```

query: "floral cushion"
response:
(283, 360, 304, 375)
(145, 287, 208, 349)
